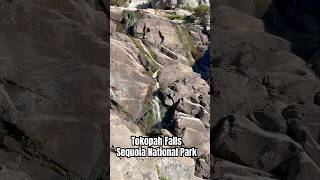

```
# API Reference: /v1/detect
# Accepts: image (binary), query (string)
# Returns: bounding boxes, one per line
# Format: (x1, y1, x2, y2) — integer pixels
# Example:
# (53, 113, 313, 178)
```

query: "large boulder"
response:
(214, 115, 302, 172)
(286, 152, 320, 180)
(213, 1, 320, 179)
(252, 108, 287, 133)
(110, 34, 154, 118)
(282, 104, 320, 167)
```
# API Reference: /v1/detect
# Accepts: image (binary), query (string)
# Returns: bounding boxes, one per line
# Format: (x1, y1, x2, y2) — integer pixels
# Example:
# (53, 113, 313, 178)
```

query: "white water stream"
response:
(139, 41, 164, 68)
(138, 40, 163, 128)
(152, 82, 162, 125)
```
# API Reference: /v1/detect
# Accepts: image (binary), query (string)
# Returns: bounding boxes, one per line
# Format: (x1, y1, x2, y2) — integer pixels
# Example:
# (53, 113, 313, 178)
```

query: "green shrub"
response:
(181, 5, 194, 12)
(110, 0, 127, 7)
(193, 5, 209, 26)
(159, 176, 169, 180)
(167, 12, 186, 20)
(194, 5, 209, 18)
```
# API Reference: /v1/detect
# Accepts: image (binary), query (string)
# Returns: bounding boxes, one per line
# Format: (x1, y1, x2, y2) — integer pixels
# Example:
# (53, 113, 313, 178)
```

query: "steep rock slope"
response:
(110, 5, 210, 179)
(212, 1, 320, 179)
(0, 0, 107, 179)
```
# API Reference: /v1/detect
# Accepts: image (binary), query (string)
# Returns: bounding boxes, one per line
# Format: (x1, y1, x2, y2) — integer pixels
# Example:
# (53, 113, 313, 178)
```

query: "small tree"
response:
(194, 5, 209, 17)
(193, 5, 209, 26)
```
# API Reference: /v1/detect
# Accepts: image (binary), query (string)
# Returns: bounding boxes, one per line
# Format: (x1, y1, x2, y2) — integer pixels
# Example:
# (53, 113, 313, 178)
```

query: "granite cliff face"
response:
(109, 2, 210, 179)
(212, 0, 320, 179)
(0, 0, 108, 179)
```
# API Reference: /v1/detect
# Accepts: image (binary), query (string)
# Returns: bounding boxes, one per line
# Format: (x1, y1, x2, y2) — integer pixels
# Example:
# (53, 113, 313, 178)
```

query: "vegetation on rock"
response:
(123, 11, 142, 35)
(193, 5, 209, 26)
(176, 26, 203, 63)
(110, 0, 128, 7)
(130, 37, 159, 73)
(181, 5, 195, 12)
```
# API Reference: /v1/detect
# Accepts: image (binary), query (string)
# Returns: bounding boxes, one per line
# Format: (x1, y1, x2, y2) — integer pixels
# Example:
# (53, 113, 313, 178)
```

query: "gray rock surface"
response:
(213, 2, 320, 179)
(109, 4, 210, 180)
(0, 0, 107, 179)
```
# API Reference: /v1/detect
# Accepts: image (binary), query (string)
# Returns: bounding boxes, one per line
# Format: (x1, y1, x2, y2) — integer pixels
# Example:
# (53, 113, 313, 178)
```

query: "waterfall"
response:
(139, 40, 163, 129)
(139, 40, 164, 68)
(152, 81, 162, 128)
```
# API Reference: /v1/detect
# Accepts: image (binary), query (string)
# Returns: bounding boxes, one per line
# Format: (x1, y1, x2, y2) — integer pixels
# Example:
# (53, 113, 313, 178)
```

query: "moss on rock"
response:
(130, 37, 159, 74)
(122, 11, 143, 35)
(175, 26, 203, 64)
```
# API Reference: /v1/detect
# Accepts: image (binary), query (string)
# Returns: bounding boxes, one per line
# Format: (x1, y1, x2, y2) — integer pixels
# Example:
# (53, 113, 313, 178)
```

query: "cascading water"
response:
(139, 40, 163, 68)
(152, 81, 162, 128)
(139, 40, 163, 130)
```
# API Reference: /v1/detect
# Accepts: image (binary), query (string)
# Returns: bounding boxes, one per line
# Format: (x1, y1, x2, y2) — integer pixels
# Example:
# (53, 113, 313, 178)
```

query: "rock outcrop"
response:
(110, 3, 210, 179)
(0, 0, 107, 179)
(213, 1, 320, 179)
